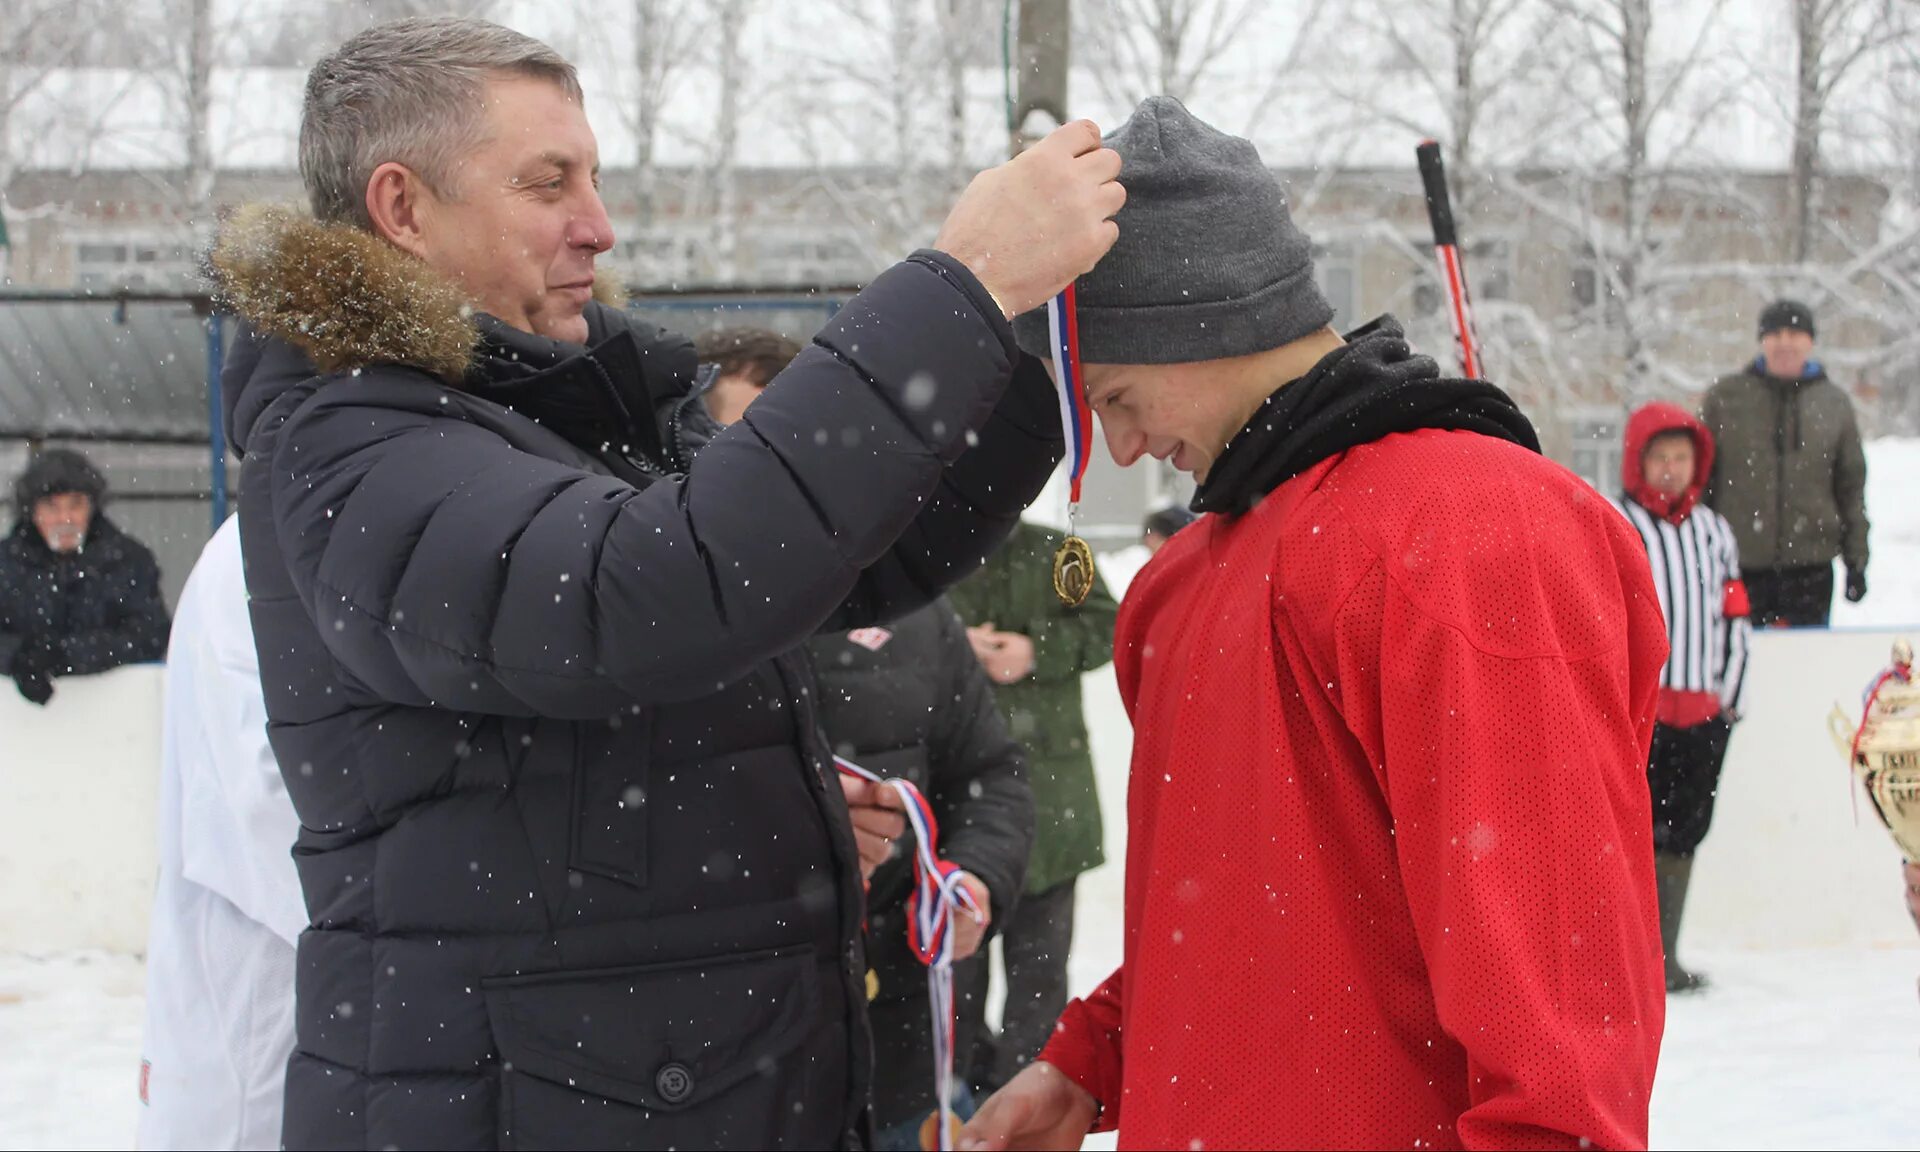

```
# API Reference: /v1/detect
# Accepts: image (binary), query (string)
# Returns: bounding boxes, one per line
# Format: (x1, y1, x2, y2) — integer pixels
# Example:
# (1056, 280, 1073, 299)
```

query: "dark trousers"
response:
(1745, 563, 1834, 628)
(963, 879, 1077, 1094)
(1648, 717, 1734, 856)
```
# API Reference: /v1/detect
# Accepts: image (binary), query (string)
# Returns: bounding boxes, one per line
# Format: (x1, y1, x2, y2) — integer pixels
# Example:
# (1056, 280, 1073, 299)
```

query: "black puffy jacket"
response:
(0, 513, 170, 686)
(210, 207, 1061, 1150)
(807, 600, 1032, 1130)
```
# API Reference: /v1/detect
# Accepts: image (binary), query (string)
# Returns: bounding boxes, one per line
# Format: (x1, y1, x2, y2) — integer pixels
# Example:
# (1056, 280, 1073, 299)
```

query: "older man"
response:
(206, 16, 1120, 1150)
(0, 447, 169, 704)
(1702, 299, 1869, 627)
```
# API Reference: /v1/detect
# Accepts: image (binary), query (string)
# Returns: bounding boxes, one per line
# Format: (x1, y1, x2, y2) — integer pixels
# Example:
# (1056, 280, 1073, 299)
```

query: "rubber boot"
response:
(1654, 851, 1706, 993)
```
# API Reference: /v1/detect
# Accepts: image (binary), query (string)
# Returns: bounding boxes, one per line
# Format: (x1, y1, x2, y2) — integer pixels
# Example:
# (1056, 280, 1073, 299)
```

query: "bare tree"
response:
(185, 0, 214, 226)
(1316, 0, 1562, 190)
(1783, 0, 1908, 261)
(1076, 0, 1270, 108)
(0, 5, 175, 284)
(781, 0, 995, 272)
(629, 0, 703, 246)
(703, 0, 752, 282)
(1524, 0, 1740, 402)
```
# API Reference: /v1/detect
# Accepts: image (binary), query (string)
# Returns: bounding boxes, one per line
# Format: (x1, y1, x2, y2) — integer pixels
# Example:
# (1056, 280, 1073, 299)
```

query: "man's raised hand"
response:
(935, 120, 1126, 320)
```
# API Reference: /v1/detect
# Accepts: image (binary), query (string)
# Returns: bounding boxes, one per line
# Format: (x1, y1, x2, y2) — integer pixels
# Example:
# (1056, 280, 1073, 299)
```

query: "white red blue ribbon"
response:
(1047, 285, 1094, 507)
(834, 755, 983, 1151)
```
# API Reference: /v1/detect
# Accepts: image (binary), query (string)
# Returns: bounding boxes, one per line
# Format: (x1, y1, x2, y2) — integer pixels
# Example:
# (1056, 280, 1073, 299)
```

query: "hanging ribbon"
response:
(1047, 284, 1094, 506)
(834, 755, 983, 1152)
(1847, 657, 1914, 825)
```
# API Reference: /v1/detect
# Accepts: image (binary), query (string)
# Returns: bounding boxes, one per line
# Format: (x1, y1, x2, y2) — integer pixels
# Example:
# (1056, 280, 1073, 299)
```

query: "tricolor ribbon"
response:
(1047, 285, 1094, 507)
(834, 755, 983, 1151)
(1849, 659, 1914, 824)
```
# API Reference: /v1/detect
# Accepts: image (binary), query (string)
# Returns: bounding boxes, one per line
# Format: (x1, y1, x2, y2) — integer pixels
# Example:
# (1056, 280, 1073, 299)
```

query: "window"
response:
(1312, 241, 1360, 326)
(1412, 236, 1512, 315)
(71, 236, 197, 291)
(1565, 408, 1625, 493)
(1570, 262, 1601, 311)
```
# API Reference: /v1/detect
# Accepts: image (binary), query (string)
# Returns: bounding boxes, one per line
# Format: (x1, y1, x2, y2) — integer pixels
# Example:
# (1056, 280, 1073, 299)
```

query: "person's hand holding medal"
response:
(1046, 284, 1097, 607)
(932, 121, 1123, 609)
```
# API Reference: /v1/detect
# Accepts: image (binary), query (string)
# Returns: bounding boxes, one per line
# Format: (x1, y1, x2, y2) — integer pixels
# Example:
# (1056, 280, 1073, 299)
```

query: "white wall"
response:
(1078, 625, 1919, 957)
(1686, 628, 1916, 950)
(0, 666, 163, 954)
(0, 632, 1913, 958)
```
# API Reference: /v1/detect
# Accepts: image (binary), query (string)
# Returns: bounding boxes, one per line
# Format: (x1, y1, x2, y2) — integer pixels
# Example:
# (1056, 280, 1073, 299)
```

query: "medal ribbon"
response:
(834, 755, 983, 1151)
(1047, 285, 1094, 506)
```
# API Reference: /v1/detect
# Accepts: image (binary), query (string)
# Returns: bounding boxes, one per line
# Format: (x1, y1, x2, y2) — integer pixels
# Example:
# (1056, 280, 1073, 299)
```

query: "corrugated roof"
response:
(0, 297, 216, 442)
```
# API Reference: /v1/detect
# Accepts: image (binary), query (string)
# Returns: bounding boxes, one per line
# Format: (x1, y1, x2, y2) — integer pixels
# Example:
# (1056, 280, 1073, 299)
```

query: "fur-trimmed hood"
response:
(209, 205, 700, 467)
(209, 205, 629, 380)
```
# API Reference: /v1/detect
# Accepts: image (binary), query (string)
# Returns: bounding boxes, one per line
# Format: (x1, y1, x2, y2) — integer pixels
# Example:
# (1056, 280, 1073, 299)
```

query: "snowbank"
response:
(0, 667, 161, 955)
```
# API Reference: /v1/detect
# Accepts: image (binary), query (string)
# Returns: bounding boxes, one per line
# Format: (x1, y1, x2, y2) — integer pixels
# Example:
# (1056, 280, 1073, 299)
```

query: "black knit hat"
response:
(14, 448, 107, 520)
(1758, 299, 1816, 340)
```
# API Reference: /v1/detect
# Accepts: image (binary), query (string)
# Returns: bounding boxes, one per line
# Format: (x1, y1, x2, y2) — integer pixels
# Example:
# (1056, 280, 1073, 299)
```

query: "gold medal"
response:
(1053, 534, 1095, 607)
(866, 968, 880, 1002)
(918, 1108, 962, 1151)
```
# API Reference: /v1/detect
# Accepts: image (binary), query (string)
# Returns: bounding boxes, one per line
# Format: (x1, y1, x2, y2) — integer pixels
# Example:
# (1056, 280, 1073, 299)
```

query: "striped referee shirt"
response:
(1612, 496, 1752, 714)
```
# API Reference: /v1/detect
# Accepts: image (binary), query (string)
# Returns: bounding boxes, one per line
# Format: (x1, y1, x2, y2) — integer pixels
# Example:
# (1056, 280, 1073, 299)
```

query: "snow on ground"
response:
(7, 443, 1920, 1149)
(1832, 437, 1920, 630)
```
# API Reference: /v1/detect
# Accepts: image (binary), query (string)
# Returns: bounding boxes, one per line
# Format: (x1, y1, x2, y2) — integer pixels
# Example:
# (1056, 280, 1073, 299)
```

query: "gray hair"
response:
(299, 17, 583, 228)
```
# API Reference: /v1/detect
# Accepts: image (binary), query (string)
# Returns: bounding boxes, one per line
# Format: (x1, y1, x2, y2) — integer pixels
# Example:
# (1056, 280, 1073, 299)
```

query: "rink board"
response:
(0, 666, 163, 954)
(0, 630, 1913, 954)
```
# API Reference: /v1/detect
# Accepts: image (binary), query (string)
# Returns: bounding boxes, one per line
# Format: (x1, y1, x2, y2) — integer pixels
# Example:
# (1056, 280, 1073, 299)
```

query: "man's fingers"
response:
(850, 806, 907, 840)
(1096, 177, 1127, 220)
(838, 774, 873, 805)
(1036, 118, 1103, 158)
(864, 781, 908, 810)
(1075, 143, 1123, 183)
(958, 1089, 1034, 1152)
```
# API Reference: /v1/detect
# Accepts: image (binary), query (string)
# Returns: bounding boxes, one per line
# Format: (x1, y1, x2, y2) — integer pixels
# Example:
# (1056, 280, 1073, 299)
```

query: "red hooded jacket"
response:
(1040, 427, 1670, 1150)
(1618, 403, 1752, 727)
(1621, 402, 1713, 526)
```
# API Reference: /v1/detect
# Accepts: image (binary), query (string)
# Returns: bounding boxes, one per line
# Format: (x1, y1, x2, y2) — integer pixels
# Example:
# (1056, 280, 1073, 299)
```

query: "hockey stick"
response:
(1416, 140, 1483, 379)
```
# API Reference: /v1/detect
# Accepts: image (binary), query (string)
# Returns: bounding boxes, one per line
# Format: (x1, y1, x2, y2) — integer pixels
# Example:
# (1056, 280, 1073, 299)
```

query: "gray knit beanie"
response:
(1013, 96, 1332, 366)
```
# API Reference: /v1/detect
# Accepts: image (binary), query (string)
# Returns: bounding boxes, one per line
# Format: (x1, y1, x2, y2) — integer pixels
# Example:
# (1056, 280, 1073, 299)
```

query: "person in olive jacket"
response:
(1702, 299, 1869, 627)
(946, 519, 1119, 1093)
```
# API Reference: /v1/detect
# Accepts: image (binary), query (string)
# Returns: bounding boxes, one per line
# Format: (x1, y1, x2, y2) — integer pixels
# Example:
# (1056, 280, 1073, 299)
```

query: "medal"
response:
(1047, 284, 1095, 607)
(1053, 535, 1094, 607)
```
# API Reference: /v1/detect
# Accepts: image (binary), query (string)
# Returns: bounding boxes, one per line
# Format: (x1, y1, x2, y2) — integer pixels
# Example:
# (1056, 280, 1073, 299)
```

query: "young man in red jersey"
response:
(961, 97, 1671, 1152)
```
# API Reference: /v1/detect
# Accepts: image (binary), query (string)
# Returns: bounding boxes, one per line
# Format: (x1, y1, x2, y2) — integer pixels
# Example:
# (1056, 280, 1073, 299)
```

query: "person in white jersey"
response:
(137, 514, 302, 1150)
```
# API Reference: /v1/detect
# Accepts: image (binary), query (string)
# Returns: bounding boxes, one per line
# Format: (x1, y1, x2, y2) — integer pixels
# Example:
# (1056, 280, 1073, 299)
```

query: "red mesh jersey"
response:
(1042, 428, 1669, 1150)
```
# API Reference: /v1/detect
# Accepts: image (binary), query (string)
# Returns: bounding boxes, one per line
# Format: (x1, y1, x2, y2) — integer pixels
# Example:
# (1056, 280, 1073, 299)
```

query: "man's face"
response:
(1080, 361, 1251, 482)
(32, 492, 92, 554)
(1641, 432, 1696, 499)
(413, 75, 614, 345)
(705, 373, 767, 426)
(1142, 530, 1169, 555)
(1760, 328, 1814, 379)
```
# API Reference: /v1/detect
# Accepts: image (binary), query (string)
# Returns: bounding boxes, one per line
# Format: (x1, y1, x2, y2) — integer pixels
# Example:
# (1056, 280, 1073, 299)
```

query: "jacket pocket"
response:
(568, 716, 651, 888)
(483, 946, 845, 1150)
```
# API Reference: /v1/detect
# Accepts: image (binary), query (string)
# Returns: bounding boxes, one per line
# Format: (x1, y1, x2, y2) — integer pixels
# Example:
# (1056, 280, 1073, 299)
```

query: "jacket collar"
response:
(208, 205, 700, 472)
(1192, 316, 1539, 516)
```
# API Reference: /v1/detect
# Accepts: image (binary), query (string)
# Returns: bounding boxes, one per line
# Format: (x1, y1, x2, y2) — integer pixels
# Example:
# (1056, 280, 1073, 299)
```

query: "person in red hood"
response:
(1612, 403, 1753, 993)
(959, 97, 1669, 1152)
